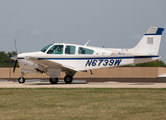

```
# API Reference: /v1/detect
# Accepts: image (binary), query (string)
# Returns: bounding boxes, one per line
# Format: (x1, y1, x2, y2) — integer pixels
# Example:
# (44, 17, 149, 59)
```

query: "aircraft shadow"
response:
(27, 82, 87, 85)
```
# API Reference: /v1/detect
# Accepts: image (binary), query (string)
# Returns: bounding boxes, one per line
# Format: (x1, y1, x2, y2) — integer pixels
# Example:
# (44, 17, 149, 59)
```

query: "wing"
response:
(25, 57, 80, 72)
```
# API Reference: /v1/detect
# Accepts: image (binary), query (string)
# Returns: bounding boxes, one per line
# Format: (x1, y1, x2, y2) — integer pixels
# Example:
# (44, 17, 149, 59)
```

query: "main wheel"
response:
(18, 77, 25, 83)
(49, 77, 59, 84)
(64, 75, 73, 84)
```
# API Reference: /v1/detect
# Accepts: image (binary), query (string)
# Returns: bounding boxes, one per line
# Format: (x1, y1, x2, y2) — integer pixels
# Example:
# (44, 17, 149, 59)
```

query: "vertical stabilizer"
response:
(132, 27, 164, 55)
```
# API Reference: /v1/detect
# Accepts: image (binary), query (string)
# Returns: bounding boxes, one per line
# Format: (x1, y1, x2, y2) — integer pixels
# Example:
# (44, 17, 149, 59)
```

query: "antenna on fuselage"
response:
(84, 40, 90, 46)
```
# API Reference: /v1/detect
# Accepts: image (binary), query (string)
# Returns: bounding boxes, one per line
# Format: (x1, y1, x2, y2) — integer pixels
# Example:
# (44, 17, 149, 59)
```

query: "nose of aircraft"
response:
(11, 52, 39, 73)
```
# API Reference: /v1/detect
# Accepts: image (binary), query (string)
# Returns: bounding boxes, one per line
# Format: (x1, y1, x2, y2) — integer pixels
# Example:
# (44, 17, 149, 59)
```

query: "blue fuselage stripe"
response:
(17, 55, 160, 60)
(36, 55, 159, 60)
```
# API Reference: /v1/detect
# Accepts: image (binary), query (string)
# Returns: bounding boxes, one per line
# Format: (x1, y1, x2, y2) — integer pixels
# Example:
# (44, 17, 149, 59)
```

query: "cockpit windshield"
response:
(40, 44, 53, 52)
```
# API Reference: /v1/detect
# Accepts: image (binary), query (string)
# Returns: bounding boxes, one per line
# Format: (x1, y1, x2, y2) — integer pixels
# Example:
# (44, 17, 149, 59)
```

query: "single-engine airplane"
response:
(11, 27, 164, 84)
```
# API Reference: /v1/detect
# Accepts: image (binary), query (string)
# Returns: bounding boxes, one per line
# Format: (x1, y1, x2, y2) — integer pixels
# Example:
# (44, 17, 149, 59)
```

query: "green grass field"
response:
(0, 88, 166, 120)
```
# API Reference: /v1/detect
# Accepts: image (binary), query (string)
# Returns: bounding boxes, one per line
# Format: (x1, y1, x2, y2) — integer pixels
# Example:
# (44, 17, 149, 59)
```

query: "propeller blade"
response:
(14, 39, 18, 55)
(13, 59, 18, 73)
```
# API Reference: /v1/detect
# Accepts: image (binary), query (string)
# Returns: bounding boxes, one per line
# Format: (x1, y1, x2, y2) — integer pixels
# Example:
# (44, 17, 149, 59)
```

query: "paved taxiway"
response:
(0, 80, 166, 88)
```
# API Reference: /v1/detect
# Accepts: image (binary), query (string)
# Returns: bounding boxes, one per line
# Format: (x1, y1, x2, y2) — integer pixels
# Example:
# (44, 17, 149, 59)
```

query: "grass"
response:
(0, 88, 166, 120)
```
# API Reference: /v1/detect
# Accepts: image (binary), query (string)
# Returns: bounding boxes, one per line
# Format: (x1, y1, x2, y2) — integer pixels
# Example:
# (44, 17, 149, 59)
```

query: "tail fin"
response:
(132, 27, 164, 55)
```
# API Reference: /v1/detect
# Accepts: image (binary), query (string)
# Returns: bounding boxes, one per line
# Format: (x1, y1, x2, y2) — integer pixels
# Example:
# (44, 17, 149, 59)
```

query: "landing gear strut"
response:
(49, 77, 59, 84)
(64, 75, 73, 84)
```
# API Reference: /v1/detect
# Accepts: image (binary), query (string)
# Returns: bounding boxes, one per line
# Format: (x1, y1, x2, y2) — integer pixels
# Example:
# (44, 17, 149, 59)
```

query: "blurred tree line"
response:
(134, 60, 166, 67)
(0, 51, 166, 67)
(123, 60, 166, 67)
(0, 51, 17, 67)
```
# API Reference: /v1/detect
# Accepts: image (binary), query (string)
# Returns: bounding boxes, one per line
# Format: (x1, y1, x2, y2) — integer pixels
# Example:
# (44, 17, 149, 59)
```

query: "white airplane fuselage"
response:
(17, 45, 160, 72)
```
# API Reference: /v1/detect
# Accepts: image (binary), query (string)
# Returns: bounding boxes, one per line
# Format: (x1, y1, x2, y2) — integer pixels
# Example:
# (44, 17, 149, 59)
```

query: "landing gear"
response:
(18, 77, 25, 83)
(64, 75, 73, 84)
(49, 77, 59, 84)
(18, 72, 25, 83)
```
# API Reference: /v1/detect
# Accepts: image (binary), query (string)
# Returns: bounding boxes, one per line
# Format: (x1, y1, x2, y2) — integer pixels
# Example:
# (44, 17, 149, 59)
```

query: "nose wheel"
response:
(18, 77, 25, 83)
(18, 72, 25, 84)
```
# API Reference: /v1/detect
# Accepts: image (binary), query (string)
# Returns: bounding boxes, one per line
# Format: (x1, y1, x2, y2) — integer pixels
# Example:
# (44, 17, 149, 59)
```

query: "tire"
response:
(64, 75, 73, 84)
(18, 77, 25, 83)
(49, 77, 59, 84)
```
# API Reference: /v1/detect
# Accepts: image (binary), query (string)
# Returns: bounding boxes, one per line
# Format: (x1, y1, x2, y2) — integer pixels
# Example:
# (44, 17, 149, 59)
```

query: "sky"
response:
(0, 0, 166, 62)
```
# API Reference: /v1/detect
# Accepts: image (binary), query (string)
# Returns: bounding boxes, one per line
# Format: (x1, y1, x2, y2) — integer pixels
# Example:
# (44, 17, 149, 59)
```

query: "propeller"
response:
(13, 39, 18, 73)
(13, 59, 18, 73)
(14, 39, 17, 54)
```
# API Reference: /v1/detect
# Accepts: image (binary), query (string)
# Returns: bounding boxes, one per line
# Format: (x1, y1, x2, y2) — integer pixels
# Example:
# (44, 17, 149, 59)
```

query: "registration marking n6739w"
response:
(85, 59, 122, 66)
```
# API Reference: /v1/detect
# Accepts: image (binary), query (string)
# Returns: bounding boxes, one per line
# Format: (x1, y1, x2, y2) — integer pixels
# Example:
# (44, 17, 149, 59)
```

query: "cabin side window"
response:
(47, 45, 63, 54)
(78, 47, 94, 54)
(65, 45, 75, 54)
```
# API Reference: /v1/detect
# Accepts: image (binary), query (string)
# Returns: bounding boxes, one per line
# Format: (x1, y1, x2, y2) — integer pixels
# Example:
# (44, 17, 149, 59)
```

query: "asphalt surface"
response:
(0, 80, 166, 88)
